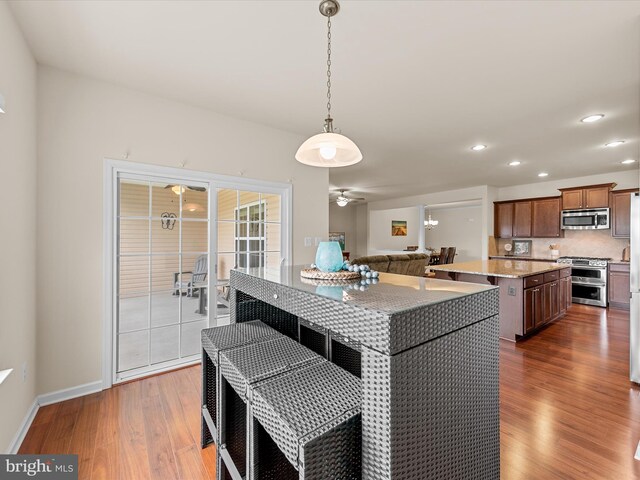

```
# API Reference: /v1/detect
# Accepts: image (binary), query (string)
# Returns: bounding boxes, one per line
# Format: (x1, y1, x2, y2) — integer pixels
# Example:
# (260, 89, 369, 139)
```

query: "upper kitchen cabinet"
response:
(610, 188, 639, 238)
(532, 197, 563, 238)
(559, 183, 616, 210)
(495, 202, 514, 238)
(513, 201, 532, 237)
(494, 198, 560, 238)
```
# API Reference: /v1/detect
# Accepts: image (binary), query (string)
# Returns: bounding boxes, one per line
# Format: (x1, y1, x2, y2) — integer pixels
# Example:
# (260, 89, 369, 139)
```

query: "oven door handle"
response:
(571, 279, 606, 287)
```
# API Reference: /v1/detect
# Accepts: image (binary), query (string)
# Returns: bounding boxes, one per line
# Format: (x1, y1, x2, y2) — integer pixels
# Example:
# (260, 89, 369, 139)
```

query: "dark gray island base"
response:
(204, 265, 500, 480)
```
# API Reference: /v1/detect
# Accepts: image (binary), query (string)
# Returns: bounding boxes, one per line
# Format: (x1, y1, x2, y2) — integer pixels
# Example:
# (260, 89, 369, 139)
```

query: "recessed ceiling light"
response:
(621, 159, 636, 164)
(538, 172, 549, 177)
(471, 144, 487, 151)
(605, 140, 625, 147)
(581, 114, 604, 123)
(508, 161, 521, 166)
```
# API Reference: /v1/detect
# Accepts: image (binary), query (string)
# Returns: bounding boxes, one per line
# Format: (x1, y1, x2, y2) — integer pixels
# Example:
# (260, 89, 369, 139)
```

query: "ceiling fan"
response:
(334, 190, 365, 207)
(165, 184, 207, 195)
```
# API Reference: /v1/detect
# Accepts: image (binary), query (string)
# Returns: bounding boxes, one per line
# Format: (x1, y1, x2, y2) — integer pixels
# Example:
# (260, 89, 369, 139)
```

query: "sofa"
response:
(350, 253, 428, 277)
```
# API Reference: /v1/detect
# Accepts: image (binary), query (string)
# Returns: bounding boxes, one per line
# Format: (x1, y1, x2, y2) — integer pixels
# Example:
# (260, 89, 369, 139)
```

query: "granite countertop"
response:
(430, 259, 569, 279)
(234, 265, 496, 315)
(489, 255, 560, 262)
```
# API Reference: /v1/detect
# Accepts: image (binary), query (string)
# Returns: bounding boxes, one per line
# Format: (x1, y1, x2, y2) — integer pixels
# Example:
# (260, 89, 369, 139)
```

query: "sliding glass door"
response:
(116, 175, 210, 381)
(109, 165, 290, 384)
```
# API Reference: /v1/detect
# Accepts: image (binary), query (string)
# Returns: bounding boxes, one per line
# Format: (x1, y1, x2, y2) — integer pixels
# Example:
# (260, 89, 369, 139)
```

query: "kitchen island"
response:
(221, 266, 500, 479)
(431, 259, 571, 341)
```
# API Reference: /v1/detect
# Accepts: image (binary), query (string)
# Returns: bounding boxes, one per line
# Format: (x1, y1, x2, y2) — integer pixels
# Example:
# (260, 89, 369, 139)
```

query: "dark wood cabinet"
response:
(560, 183, 616, 210)
(609, 263, 630, 310)
(524, 287, 543, 333)
(495, 202, 514, 238)
(561, 189, 583, 210)
(610, 189, 638, 238)
(495, 198, 560, 239)
(559, 276, 571, 315)
(532, 197, 562, 238)
(584, 187, 610, 209)
(513, 201, 532, 237)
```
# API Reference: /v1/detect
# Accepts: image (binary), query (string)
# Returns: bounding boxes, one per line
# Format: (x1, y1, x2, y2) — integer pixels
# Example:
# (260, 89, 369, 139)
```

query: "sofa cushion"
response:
(406, 253, 429, 276)
(351, 255, 390, 273)
(386, 254, 411, 275)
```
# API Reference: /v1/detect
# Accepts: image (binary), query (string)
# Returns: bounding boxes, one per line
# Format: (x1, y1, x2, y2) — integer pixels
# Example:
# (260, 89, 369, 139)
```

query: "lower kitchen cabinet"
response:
(609, 262, 630, 310)
(524, 271, 571, 334)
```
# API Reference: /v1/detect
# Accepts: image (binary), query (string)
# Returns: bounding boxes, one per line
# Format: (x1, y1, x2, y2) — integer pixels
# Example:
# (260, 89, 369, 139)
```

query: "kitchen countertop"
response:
(430, 259, 569, 279)
(489, 255, 560, 262)
(608, 260, 631, 265)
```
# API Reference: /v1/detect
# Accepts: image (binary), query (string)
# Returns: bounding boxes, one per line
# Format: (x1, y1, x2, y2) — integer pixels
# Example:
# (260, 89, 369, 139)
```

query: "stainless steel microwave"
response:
(561, 208, 609, 230)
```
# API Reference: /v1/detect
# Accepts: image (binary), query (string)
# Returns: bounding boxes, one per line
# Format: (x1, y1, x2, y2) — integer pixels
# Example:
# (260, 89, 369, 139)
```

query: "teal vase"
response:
(315, 241, 344, 272)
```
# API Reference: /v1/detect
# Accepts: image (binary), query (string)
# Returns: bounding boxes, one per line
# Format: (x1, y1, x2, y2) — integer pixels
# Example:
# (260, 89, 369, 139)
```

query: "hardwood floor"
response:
(19, 366, 216, 480)
(19, 304, 640, 479)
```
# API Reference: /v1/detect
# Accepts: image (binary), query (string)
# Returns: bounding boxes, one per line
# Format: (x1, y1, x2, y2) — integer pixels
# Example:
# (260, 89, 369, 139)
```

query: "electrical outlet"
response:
(22, 362, 27, 383)
(508, 286, 516, 296)
(304, 237, 312, 247)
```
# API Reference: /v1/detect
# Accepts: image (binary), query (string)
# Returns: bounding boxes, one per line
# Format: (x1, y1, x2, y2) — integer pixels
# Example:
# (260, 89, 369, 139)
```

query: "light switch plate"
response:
(314, 237, 322, 246)
(304, 237, 312, 247)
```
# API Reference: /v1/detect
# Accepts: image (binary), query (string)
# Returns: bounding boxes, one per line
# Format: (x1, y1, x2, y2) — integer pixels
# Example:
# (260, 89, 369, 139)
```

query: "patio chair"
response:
(174, 254, 208, 297)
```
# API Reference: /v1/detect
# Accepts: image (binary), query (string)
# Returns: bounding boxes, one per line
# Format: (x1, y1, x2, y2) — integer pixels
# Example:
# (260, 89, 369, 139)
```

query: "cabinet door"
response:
(609, 271, 631, 307)
(513, 201, 532, 238)
(542, 283, 552, 324)
(562, 190, 583, 210)
(524, 288, 536, 333)
(550, 281, 560, 319)
(559, 277, 568, 315)
(611, 191, 633, 238)
(534, 288, 544, 327)
(584, 187, 609, 209)
(532, 198, 562, 238)
(495, 203, 514, 238)
(565, 277, 572, 310)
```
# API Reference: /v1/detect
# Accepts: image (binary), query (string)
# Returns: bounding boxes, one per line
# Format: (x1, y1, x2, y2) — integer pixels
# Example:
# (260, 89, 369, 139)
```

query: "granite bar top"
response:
(489, 255, 560, 262)
(233, 265, 495, 316)
(430, 259, 569, 279)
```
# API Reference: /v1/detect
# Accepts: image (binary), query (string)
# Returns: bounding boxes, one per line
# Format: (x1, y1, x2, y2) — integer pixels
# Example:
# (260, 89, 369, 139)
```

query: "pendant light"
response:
(295, 0, 362, 167)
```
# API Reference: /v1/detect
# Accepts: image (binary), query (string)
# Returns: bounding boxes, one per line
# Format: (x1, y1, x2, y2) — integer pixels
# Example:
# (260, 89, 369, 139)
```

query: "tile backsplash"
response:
(497, 230, 630, 260)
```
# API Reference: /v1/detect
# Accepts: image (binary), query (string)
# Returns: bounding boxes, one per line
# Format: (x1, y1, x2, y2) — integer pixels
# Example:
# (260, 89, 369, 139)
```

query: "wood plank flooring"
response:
(19, 305, 640, 479)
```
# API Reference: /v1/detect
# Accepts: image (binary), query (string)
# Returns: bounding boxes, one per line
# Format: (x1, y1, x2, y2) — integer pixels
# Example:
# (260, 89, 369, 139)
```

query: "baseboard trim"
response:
(37, 380, 103, 407)
(7, 380, 103, 453)
(7, 399, 39, 454)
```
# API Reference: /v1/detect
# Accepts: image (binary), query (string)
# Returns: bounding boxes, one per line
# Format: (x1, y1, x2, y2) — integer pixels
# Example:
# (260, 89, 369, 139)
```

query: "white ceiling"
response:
(9, 0, 640, 202)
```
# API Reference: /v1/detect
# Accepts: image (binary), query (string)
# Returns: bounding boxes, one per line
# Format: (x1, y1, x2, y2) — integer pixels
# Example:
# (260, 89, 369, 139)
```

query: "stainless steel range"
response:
(556, 256, 610, 307)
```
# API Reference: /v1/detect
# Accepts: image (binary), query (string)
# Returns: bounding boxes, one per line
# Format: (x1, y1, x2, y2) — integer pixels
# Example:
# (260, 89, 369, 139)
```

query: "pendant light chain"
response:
(326, 14, 332, 124)
(294, 0, 362, 167)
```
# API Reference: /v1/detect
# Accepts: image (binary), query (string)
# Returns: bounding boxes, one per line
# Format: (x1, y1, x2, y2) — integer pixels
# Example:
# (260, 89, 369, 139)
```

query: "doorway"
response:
(104, 160, 291, 386)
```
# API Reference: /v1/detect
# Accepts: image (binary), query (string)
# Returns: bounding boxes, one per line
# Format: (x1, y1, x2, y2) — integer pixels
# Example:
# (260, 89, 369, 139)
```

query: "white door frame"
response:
(102, 158, 292, 389)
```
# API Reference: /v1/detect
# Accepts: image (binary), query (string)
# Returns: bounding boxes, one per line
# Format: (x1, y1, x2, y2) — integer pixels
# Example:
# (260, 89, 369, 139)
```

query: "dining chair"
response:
(446, 247, 457, 264)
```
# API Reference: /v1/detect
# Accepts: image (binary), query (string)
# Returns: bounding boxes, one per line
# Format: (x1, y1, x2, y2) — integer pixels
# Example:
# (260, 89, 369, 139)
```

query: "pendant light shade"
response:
(296, 0, 362, 168)
(295, 132, 362, 167)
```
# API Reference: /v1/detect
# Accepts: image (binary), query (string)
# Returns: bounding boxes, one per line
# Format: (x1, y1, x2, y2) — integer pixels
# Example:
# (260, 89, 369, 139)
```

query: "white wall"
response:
(368, 206, 420, 254)
(367, 186, 491, 258)
(0, 2, 37, 452)
(329, 203, 357, 254)
(425, 206, 483, 262)
(36, 66, 328, 395)
(354, 204, 368, 258)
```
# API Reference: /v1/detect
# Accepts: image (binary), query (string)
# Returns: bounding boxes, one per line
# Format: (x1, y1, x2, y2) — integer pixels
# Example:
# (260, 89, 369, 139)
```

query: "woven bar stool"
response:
(218, 336, 325, 479)
(201, 320, 280, 448)
(249, 361, 362, 480)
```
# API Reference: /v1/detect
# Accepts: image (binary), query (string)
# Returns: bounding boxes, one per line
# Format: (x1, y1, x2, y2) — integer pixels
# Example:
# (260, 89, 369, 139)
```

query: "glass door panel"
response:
(116, 177, 209, 381)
